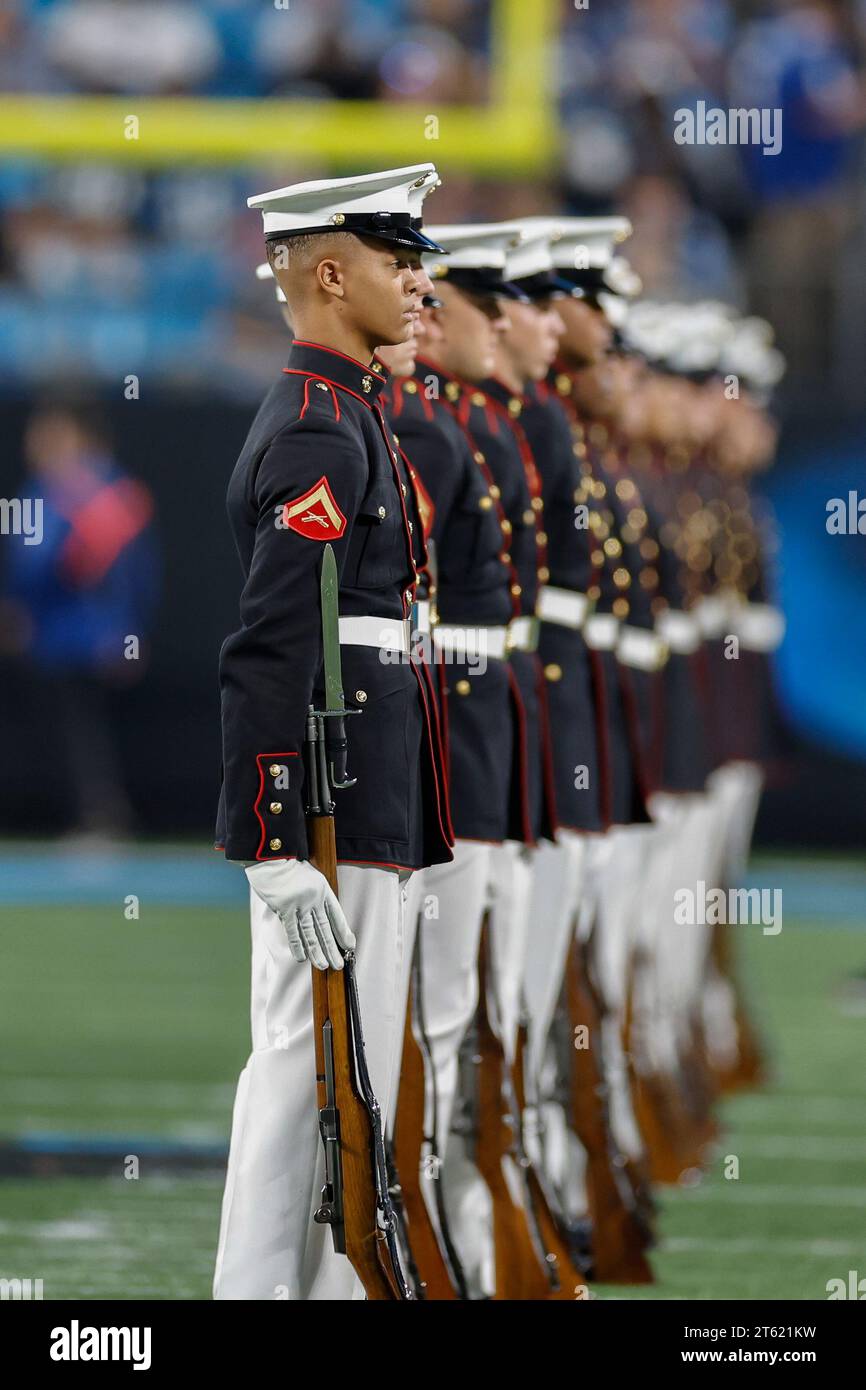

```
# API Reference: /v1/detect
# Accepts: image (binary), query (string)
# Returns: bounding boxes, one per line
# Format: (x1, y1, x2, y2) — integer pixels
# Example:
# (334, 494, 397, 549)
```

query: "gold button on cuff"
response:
(377, 505, 386, 519)
(269, 838, 282, 852)
(268, 764, 282, 778)
(269, 802, 283, 815)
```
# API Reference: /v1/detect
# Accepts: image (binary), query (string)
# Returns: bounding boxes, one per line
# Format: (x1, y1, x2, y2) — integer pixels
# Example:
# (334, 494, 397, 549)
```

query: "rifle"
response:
(466, 915, 564, 1300)
(512, 1016, 591, 1298)
(306, 544, 414, 1300)
(564, 934, 654, 1284)
(391, 932, 467, 1299)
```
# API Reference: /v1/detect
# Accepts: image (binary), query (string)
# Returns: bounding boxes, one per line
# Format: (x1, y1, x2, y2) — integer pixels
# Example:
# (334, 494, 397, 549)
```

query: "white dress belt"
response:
(433, 625, 509, 661)
(655, 608, 702, 655)
(338, 615, 411, 654)
(617, 624, 668, 671)
(536, 585, 592, 630)
(508, 615, 539, 652)
(582, 613, 620, 651)
(735, 602, 786, 652)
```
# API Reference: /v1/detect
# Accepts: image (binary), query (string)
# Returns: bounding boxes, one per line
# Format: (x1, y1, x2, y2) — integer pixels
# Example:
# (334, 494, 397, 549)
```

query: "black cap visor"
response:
(438, 267, 529, 301)
(265, 211, 446, 253)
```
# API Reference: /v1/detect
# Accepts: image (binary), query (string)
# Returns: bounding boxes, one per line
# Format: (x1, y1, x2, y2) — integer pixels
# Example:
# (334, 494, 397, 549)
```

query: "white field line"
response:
(0, 1078, 235, 1108)
(672, 1184, 866, 1207)
(731, 1135, 866, 1160)
(663, 1236, 866, 1258)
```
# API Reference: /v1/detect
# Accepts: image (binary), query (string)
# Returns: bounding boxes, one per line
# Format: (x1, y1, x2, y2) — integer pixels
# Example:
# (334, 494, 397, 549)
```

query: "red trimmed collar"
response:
(286, 339, 389, 403)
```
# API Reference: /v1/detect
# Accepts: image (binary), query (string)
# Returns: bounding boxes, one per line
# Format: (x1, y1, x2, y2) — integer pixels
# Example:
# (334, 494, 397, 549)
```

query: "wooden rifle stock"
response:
(512, 1020, 589, 1298)
(473, 917, 556, 1300)
(391, 944, 462, 1299)
(308, 813, 411, 1300)
(565, 936, 654, 1284)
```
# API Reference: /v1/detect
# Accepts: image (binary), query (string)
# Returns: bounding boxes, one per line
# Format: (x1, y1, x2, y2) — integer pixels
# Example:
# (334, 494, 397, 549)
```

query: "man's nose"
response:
(408, 264, 434, 297)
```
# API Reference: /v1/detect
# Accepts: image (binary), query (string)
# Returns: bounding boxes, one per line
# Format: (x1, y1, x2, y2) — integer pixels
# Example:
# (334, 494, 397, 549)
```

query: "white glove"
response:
(245, 859, 356, 971)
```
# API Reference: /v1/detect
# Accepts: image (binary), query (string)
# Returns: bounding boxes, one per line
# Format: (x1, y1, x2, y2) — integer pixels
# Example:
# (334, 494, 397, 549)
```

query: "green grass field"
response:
(0, 885, 864, 1300)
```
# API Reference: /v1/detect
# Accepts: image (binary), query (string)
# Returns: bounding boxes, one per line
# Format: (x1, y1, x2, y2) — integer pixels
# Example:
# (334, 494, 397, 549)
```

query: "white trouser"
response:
(440, 839, 536, 1296)
(583, 827, 653, 1161)
(419, 840, 493, 1155)
(523, 832, 587, 1086)
(488, 840, 536, 1062)
(701, 763, 765, 1068)
(213, 864, 410, 1301)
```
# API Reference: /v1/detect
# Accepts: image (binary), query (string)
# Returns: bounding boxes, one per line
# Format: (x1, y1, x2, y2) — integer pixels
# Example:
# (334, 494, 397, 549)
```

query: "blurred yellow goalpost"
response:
(0, 0, 558, 173)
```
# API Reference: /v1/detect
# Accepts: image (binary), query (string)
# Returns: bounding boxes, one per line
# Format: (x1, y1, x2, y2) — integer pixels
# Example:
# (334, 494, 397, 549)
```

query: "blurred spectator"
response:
(730, 0, 866, 384)
(1, 403, 160, 841)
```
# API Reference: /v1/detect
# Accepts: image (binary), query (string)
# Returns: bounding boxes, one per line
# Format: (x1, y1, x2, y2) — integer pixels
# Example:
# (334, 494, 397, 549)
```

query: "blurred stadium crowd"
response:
(1, 0, 865, 404)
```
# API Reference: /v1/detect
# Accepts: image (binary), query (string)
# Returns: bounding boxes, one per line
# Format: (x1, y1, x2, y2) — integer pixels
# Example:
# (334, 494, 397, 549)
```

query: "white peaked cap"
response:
(605, 255, 642, 299)
(502, 225, 557, 281)
(248, 163, 445, 250)
(255, 260, 286, 305)
(421, 223, 520, 275)
(719, 318, 786, 389)
(522, 215, 632, 271)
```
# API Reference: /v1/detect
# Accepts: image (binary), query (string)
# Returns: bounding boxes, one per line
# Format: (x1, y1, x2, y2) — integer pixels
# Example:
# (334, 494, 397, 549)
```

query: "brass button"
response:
(613, 567, 631, 589)
(501, 519, 512, 536)
(269, 838, 282, 852)
(401, 483, 407, 496)
(471, 391, 486, 406)
(355, 690, 368, 703)
(408, 521, 414, 533)
(479, 495, 493, 511)
(455, 679, 471, 696)
(510, 582, 522, 597)
(544, 663, 562, 682)
(500, 551, 511, 564)
(538, 566, 550, 582)
(315, 381, 328, 391)
(393, 434, 400, 446)
(404, 380, 418, 394)
(536, 531, 548, 546)
(269, 802, 283, 815)
(508, 397, 522, 417)
(523, 508, 535, 525)
(489, 485, 501, 500)
(474, 451, 485, 464)
(361, 375, 373, 393)
(268, 763, 282, 778)
(331, 213, 346, 226)
(445, 382, 460, 401)
(531, 496, 544, 512)
(377, 505, 386, 519)
(613, 597, 630, 618)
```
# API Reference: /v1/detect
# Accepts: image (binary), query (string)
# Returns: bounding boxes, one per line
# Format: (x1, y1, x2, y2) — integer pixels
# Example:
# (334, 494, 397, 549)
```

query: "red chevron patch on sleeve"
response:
(281, 476, 347, 540)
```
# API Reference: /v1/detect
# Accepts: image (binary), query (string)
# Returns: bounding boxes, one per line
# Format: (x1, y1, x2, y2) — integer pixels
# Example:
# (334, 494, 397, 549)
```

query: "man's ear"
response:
(316, 258, 346, 299)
